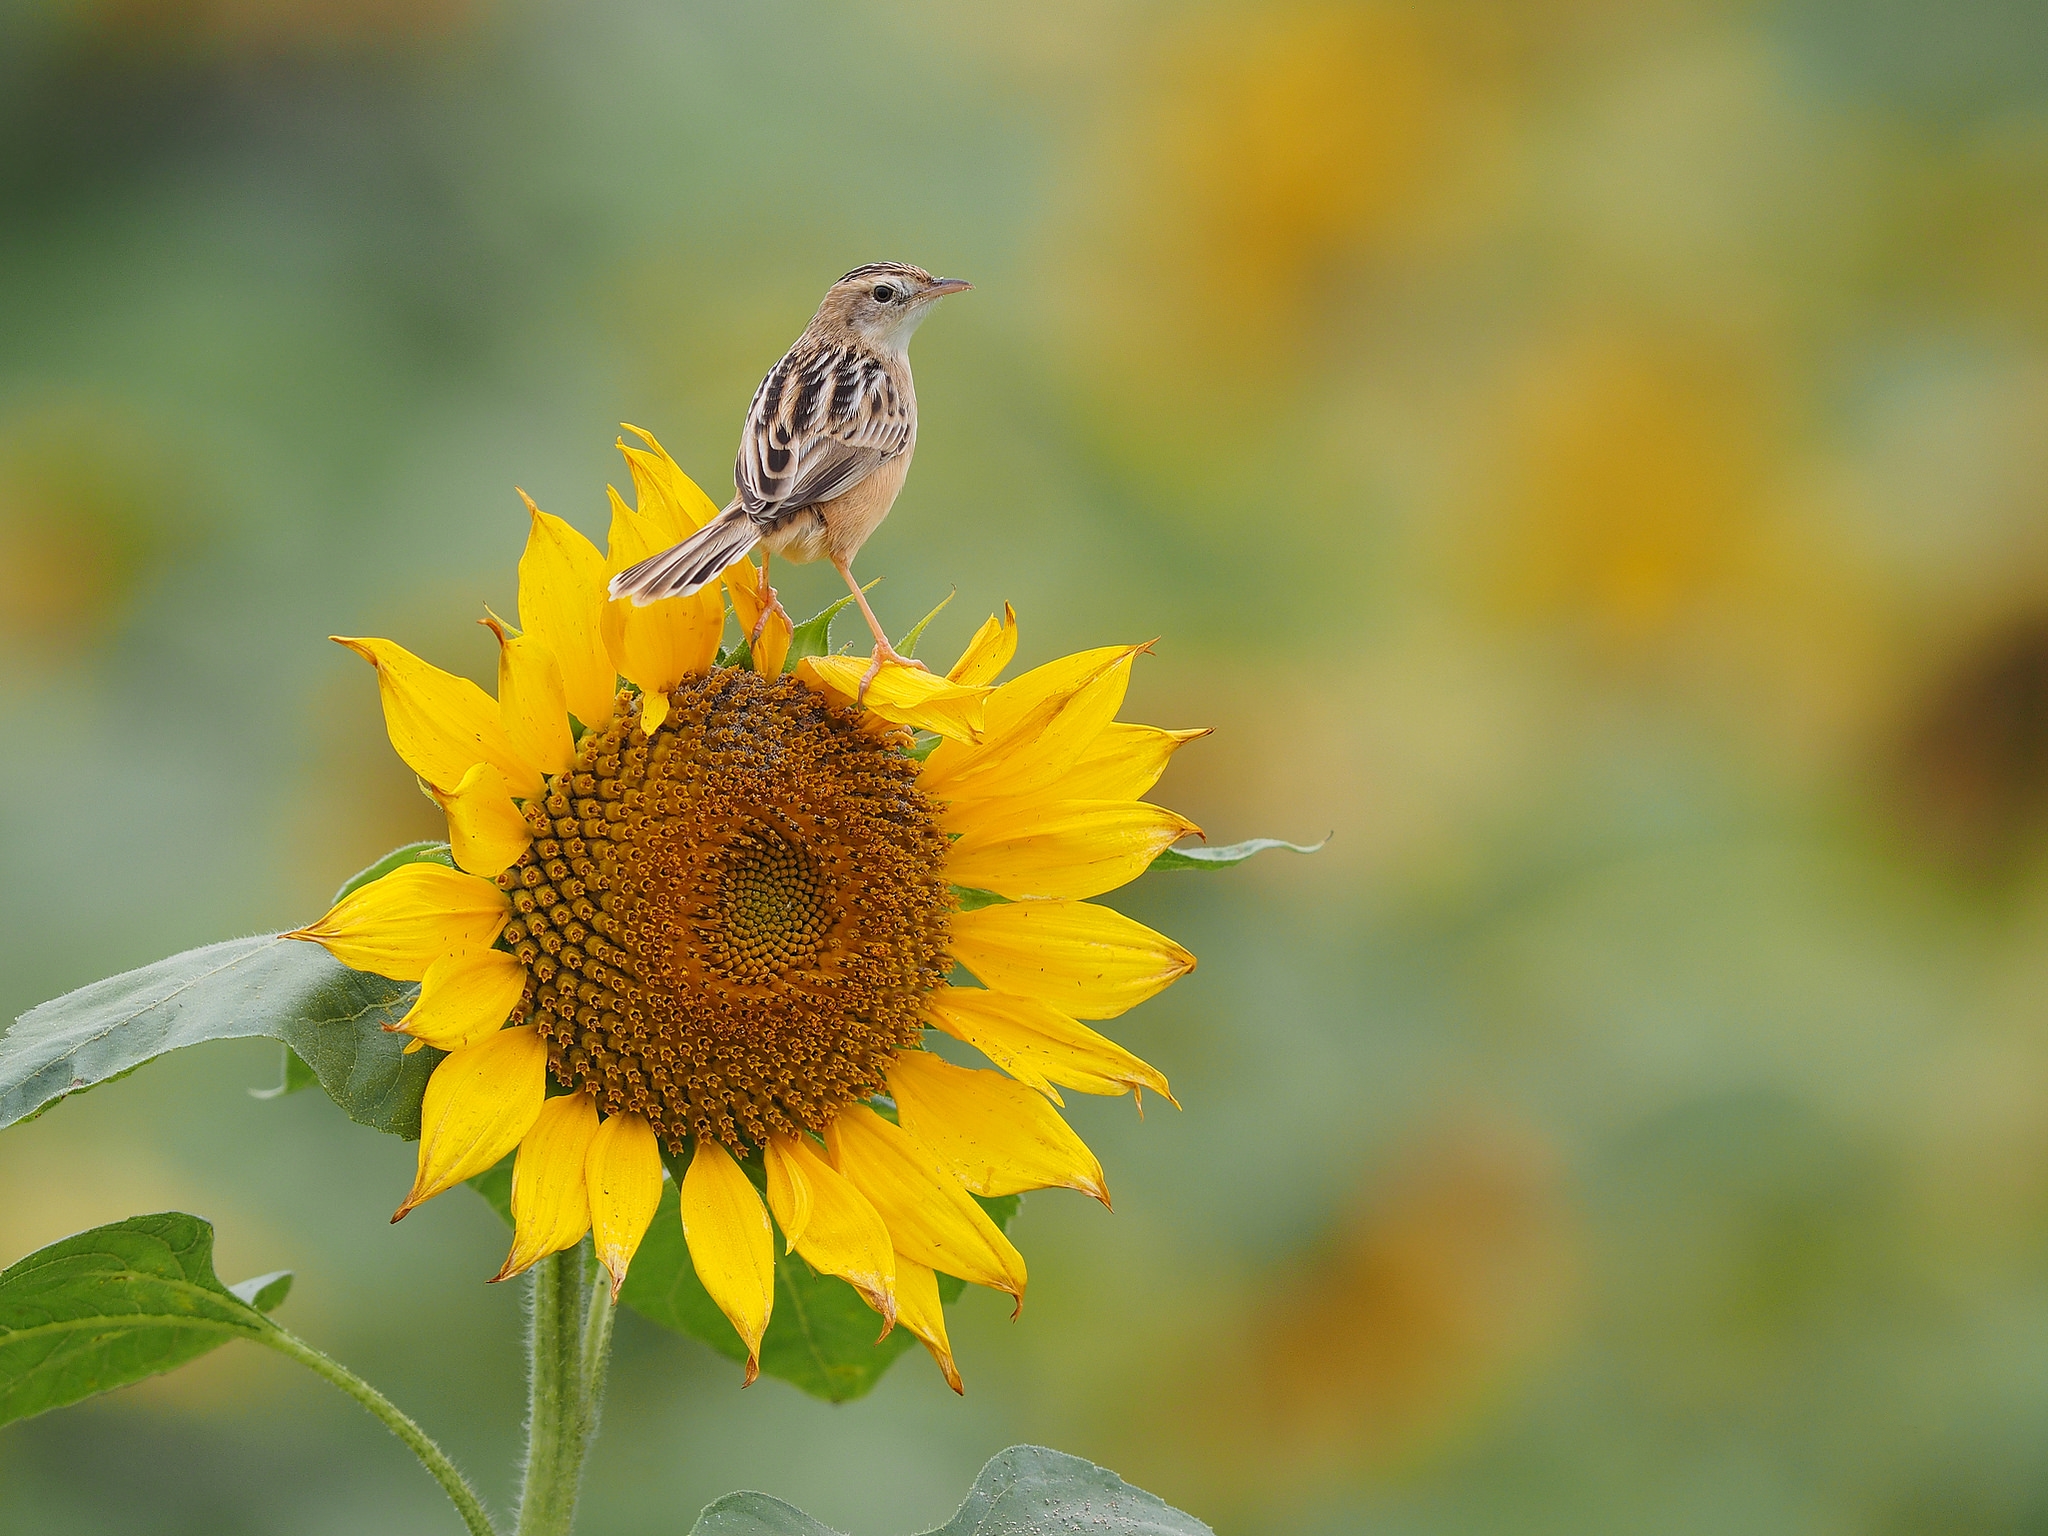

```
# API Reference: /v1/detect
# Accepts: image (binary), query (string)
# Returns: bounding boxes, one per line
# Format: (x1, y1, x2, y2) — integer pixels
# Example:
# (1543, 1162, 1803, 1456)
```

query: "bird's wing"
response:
(736, 344, 914, 524)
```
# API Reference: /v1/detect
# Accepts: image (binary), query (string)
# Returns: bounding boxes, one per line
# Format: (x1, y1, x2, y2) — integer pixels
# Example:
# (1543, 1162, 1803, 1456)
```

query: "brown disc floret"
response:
(495, 667, 952, 1152)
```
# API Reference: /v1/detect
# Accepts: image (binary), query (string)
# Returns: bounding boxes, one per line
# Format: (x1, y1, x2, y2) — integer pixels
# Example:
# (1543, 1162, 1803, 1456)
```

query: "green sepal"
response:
(334, 840, 454, 903)
(782, 592, 860, 671)
(689, 1443, 1211, 1535)
(0, 1213, 290, 1428)
(949, 886, 1011, 912)
(1147, 835, 1328, 873)
(898, 588, 954, 657)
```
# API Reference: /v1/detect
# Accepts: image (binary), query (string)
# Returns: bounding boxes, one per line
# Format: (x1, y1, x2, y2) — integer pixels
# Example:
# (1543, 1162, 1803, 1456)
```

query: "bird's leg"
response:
(748, 550, 787, 644)
(834, 557, 928, 697)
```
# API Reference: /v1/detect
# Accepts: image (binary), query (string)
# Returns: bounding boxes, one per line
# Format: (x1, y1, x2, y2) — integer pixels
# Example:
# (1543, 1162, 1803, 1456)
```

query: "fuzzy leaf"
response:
(1147, 836, 1328, 873)
(1, 932, 438, 1138)
(250, 1046, 321, 1101)
(0, 1213, 289, 1427)
(688, 1443, 1211, 1534)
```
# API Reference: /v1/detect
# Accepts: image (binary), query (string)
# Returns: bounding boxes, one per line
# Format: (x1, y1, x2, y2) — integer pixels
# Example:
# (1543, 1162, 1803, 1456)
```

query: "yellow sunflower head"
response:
(290, 428, 1204, 1392)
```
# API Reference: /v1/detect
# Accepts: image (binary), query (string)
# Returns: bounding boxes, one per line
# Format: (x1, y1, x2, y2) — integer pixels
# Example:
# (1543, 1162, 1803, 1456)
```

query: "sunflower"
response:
(289, 429, 1202, 1391)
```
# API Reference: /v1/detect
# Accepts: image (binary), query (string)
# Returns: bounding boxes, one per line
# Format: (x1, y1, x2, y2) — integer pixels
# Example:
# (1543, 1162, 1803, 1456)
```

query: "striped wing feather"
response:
(735, 343, 913, 527)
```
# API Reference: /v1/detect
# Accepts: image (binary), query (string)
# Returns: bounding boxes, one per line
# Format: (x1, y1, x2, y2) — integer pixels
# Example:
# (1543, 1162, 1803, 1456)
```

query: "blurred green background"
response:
(6, 0, 2048, 1531)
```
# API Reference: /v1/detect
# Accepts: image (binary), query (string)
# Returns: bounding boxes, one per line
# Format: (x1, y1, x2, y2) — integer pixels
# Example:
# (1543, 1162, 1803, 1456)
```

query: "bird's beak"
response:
(922, 278, 972, 298)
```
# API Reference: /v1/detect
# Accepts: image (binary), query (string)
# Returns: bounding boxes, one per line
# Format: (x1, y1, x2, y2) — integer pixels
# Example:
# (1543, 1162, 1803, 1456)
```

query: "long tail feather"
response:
(607, 506, 760, 605)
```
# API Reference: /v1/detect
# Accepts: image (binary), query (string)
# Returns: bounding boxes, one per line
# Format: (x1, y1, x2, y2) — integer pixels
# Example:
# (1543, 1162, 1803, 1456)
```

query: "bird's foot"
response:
(749, 586, 788, 645)
(858, 643, 929, 701)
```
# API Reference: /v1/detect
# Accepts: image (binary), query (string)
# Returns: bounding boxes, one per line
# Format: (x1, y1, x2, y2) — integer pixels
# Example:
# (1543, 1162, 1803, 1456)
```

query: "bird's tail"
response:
(606, 504, 760, 605)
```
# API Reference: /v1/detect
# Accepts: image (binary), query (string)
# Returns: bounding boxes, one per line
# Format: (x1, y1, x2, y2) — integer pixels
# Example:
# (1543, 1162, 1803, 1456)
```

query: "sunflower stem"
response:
(514, 1243, 611, 1536)
(256, 1323, 498, 1536)
(579, 1252, 618, 1415)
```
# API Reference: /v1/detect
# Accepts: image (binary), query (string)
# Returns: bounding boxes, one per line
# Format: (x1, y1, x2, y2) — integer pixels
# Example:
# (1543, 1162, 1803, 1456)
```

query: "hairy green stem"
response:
(580, 1261, 617, 1415)
(514, 1243, 615, 1536)
(258, 1324, 497, 1536)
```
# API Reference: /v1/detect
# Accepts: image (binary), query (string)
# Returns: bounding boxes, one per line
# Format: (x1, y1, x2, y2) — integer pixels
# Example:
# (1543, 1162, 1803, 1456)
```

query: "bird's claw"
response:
(857, 645, 928, 701)
(749, 586, 788, 645)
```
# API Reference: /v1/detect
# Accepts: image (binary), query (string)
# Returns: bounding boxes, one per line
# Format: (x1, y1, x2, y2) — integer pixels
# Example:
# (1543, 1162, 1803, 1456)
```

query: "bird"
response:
(607, 262, 971, 679)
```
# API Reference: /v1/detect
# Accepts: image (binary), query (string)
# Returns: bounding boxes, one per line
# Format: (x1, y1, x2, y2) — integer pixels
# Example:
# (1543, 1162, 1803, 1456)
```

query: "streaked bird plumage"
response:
(607, 262, 970, 671)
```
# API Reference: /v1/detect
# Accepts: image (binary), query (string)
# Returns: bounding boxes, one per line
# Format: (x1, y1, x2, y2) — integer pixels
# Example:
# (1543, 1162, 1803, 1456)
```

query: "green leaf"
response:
(250, 1045, 320, 1100)
(335, 840, 454, 902)
(688, 1443, 1211, 1535)
(0, 1213, 289, 1427)
(466, 1154, 515, 1226)
(2, 932, 439, 1138)
(1147, 835, 1328, 873)
(228, 1270, 294, 1311)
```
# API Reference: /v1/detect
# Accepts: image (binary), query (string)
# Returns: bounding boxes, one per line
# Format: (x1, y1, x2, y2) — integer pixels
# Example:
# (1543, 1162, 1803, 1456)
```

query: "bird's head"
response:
(810, 263, 971, 352)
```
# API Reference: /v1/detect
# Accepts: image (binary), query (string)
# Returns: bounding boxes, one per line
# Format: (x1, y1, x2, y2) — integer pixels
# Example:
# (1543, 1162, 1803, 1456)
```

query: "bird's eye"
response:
(871, 285, 896, 303)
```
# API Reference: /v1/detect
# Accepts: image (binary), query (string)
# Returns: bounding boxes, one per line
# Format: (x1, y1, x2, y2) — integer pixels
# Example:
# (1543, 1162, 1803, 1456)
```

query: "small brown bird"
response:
(607, 262, 971, 671)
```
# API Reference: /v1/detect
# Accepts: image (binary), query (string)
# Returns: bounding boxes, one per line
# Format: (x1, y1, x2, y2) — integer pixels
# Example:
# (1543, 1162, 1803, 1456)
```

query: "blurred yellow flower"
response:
(1480, 329, 1781, 640)
(290, 429, 1202, 1391)
(1048, 2, 1457, 435)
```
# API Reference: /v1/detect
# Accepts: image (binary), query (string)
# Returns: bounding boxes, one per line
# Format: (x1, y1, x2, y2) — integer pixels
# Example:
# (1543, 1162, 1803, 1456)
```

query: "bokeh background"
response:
(6, 1, 2048, 1531)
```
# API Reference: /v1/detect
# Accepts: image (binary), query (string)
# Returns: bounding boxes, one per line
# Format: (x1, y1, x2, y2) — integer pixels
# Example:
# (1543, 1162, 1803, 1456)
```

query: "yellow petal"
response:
(888, 1051, 1109, 1205)
(618, 425, 722, 545)
(723, 561, 793, 679)
(762, 1132, 813, 1251)
(947, 604, 1017, 687)
(924, 986, 1173, 1104)
(600, 486, 722, 730)
(288, 862, 508, 982)
(333, 636, 542, 800)
(678, 1138, 775, 1384)
(496, 1090, 599, 1282)
(482, 614, 574, 778)
(393, 948, 528, 1051)
(396, 1025, 546, 1219)
(797, 656, 991, 742)
(825, 1104, 1026, 1308)
(921, 645, 1142, 800)
(949, 899, 1194, 1020)
(428, 762, 534, 879)
(1055, 724, 1209, 802)
(587, 1112, 665, 1300)
(890, 1257, 962, 1394)
(765, 1134, 897, 1328)
(517, 495, 617, 732)
(944, 798, 1202, 901)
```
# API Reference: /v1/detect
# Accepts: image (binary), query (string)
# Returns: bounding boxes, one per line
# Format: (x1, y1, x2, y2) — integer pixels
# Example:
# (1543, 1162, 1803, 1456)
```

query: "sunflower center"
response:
(704, 823, 828, 982)
(496, 667, 951, 1153)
